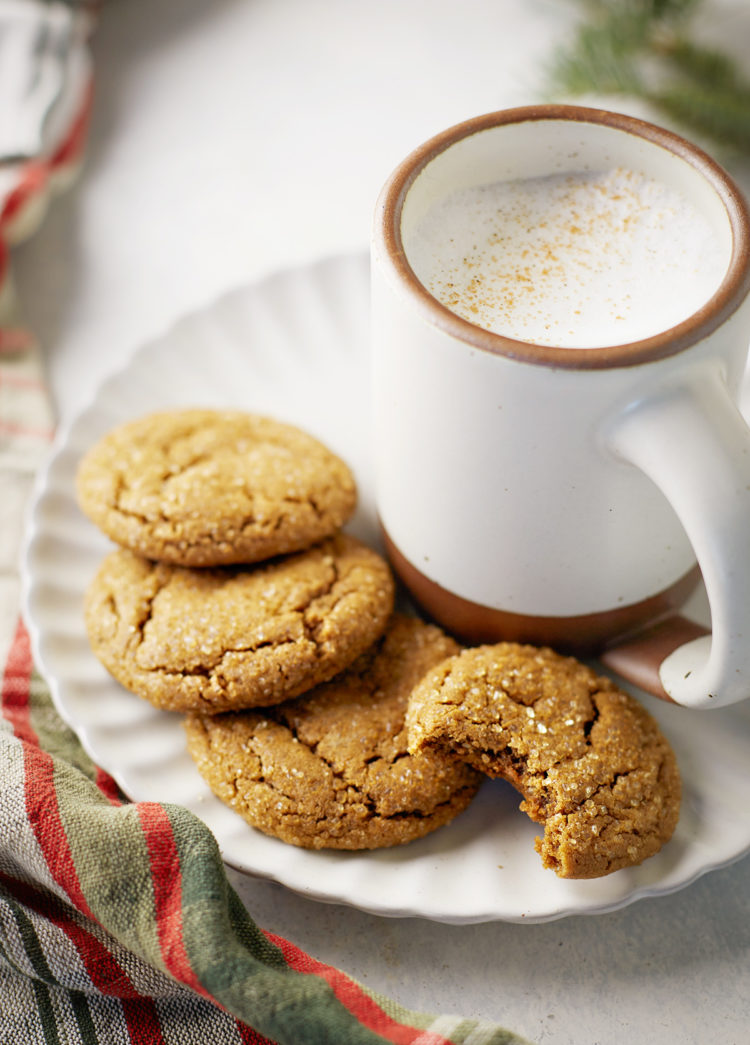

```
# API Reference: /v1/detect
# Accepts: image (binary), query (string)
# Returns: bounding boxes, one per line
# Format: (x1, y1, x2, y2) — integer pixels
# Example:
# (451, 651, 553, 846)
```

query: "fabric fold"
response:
(0, 630, 532, 1044)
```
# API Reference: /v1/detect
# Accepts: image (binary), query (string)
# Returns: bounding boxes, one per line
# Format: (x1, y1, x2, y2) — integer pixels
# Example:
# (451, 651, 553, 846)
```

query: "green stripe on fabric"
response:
(29, 979, 62, 1045)
(51, 761, 164, 968)
(69, 990, 99, 1045)
(2, 882, 102, 1045)
(337, 981, 438, 1037)
(166, 804, 287, 973)
(425, 1014, 531, 1044)
(0, 958, 99, 1045)
(6, 888, 58, 985)
(167, 805, 391, 1045)
(24, 678, 533, 1045)
(350, 992, 532, 1044)
(27, 672, 103, 787)
(0, 963, 50, 1045)
(2, 897, 61, 1045)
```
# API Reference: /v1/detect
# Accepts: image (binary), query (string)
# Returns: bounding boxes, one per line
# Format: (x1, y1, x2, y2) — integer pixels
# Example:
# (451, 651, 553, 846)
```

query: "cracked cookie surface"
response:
(84, 534, 394, 713)
(406, 643, 681, 878)
(76, 408, 357, 566)
(184, 615, 482, 849)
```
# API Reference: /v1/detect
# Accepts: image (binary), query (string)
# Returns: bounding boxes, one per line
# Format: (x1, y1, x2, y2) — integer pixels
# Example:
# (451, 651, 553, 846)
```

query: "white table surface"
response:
(14, 1, 750, 1042)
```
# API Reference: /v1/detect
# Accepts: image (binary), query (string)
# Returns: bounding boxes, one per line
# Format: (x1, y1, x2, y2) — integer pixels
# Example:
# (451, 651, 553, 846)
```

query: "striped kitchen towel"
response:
(0, 619, 531, 1045)
(0, 3, 533, 1043)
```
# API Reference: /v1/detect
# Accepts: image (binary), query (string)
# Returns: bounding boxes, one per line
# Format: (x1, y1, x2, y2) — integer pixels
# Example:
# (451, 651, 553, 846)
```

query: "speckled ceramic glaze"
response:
(371, 105, 750, 709)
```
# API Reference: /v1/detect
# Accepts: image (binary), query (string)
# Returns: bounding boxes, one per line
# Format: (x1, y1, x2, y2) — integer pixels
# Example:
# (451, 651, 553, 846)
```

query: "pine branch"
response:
(548, 22, 644, 96)
(547, 0, 750, 154)
(663, 38, 743, 92)
(571, 0, 700, 22)
(649, 82, 750, 151)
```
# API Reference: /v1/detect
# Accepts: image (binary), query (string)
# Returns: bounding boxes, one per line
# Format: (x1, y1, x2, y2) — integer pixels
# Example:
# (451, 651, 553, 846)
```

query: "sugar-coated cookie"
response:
(76, 409, 357, 566)
(184, 615, 482, 849)
(406, 642, 681, 878)
(84, 534, 394, 713)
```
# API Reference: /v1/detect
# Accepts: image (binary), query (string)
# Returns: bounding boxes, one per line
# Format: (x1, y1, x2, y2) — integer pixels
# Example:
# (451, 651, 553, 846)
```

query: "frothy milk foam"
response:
(407, 168, 727, 347)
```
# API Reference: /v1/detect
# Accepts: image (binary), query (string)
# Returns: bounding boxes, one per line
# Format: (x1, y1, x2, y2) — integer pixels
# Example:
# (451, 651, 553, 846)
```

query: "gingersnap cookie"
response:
(184, 615, 482, 850)
(406, 643, 681, 879)
(76, 408, 357, 566)
(84, 533, 394, 713)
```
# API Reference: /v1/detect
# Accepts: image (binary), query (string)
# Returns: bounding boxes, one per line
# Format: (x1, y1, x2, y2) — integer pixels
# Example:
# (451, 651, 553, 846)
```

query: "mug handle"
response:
(601, 363, 750, 709)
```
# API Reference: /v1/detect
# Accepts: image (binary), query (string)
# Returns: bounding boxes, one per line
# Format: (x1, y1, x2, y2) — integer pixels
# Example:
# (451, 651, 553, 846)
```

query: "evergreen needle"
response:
(547, 0, 750, 154)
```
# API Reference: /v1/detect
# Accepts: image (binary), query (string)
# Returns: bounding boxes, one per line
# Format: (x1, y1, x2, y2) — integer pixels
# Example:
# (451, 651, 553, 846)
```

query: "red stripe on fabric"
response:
(50, 78, 94, 170)
(3, 624, 125, 921)
(0, 162, 47, 228)
(137, 806, 283, 1044)
(23, 744, 98, 923)
(137, 807, 277, 1043)
(3, 624, 96, 923)
(235, 1021, 278, 1045)
(6, 631, 122, 814)
(1, 870, 138, 997)
(5, 625, 258, 1043)
(264, 933, 452, 1045)
(0, 328, 36, 354)
(94, 765, 124, 805)
(119, 999, 169, 1045)
(0, 622, 167, 1041)
(137, 804, 208, 997)
(0, 370, 47, 390)
(0, 871, 168, 1043)
(0, 418, 55, 439)
(1, 619, 37, 744)
(0, 78, 92, 236)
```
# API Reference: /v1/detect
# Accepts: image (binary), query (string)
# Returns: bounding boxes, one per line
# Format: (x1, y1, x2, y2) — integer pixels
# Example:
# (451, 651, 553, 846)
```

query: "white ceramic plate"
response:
(23, 253, 750, 924)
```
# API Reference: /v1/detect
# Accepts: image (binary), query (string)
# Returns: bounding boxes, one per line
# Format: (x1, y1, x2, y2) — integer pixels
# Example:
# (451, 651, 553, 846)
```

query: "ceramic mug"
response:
(371, 104, 750, 710)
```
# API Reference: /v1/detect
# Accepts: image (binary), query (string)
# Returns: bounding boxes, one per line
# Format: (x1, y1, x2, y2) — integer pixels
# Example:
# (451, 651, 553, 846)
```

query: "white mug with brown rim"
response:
(371, 104, 750, 709)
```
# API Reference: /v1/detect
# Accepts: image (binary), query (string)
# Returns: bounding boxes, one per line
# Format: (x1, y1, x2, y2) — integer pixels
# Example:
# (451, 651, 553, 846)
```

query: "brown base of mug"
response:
(383, 530, 707, 701)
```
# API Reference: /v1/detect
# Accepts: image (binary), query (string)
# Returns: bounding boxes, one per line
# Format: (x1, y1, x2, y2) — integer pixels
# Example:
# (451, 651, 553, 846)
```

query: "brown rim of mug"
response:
(376, 104, 750, 370)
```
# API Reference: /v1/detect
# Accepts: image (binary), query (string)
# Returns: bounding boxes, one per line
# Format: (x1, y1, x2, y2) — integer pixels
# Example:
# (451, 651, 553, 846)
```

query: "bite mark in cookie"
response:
(406, 643, 681, 878)
(84, 534, 394, 713)
(184, 615, 482, 849)
(76, 408, 357, 566)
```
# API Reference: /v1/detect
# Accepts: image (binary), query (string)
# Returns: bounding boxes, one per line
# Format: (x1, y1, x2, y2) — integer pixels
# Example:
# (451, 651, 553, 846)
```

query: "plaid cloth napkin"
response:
(0, 4, 533, 1043)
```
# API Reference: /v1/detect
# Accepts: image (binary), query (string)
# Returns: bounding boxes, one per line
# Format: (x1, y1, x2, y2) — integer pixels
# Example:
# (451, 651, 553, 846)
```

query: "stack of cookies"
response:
(77, 409, 481, 853)
(78, 408, 680, 878)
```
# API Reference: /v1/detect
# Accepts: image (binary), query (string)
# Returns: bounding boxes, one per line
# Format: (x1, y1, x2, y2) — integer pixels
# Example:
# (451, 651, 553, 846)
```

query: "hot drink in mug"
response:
(371, 105, 750, 709)
(408, 167, 726, 348)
